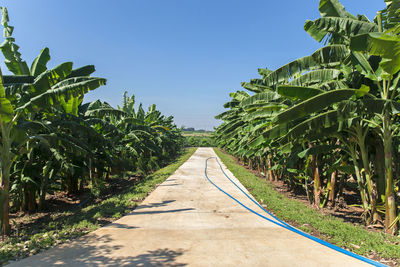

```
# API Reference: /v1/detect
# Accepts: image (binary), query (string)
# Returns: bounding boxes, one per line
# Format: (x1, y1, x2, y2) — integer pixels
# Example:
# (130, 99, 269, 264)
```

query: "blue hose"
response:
(213, 157, 293, 228)
(205, 157, 386, 267)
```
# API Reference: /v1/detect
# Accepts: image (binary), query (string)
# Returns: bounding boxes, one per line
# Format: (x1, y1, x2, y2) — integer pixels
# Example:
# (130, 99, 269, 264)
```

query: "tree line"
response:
(215, 0, 400, 234)
(0, 7, 183, 236)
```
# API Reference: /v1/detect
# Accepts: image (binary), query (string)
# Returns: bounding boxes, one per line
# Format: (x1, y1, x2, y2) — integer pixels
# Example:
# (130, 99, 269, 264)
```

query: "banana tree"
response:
(0, 7, 107, 232)
(215, 0, 400, 234)
(348, 26, 400, 234)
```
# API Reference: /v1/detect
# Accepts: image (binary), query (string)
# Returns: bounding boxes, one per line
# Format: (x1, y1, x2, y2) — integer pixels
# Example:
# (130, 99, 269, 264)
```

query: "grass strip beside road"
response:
(214, 148, 400, 264)
(0, 147, 197, 266)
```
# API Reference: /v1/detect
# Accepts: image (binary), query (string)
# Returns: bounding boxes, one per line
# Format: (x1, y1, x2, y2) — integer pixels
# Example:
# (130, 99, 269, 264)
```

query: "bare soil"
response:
(6, 174, 143, 241)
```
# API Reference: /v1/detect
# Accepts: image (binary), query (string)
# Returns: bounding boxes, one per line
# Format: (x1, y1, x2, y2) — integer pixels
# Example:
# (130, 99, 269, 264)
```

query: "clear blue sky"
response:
(2, 0, 385, 130)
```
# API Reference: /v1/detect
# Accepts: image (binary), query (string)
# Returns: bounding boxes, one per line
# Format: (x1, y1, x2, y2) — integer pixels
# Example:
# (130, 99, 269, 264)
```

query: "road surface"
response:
(8, 148, 368, 266)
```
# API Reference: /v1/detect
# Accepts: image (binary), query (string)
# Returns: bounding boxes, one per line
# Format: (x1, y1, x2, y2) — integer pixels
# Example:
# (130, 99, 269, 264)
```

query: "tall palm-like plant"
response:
(0, 7, 106, 234)
(215, 0, 400, 234)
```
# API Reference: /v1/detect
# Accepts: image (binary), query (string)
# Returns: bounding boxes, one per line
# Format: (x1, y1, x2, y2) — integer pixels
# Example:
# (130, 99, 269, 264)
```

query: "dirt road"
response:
(8, 148, 369, 266)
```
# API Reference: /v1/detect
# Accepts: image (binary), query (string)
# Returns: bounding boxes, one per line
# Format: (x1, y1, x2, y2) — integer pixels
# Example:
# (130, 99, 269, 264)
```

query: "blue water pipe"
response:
(204, 157, 386, 267)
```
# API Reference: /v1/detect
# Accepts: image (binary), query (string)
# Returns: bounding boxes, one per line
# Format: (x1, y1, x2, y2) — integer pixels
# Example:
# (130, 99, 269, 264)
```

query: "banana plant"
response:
(348, 23, 400, 234)
(215, 0, 400, 235)
(0, 7, 107, 234)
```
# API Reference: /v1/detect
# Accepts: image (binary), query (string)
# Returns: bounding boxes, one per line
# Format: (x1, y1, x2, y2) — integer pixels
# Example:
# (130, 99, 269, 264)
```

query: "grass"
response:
(0, 147, 197, 266)
(214, 148, 400, 264)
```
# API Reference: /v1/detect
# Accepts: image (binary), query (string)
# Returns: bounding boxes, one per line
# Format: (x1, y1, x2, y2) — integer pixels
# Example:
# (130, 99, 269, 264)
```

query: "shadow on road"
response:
(129, 208, 194, 215)
(12, 234, 187, 266)
(103, 223, 139, 229)
(134, 200, 176, 210)
(130, 200, 195, 215)
(127, 248, 187, 266)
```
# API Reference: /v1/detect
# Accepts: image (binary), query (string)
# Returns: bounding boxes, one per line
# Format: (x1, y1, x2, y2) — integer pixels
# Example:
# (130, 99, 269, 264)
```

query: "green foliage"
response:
(214, 0, 400, 235)
(0, 6, 185, 238)
(30, 48, 50, 77)
(0, 7, 29, 75)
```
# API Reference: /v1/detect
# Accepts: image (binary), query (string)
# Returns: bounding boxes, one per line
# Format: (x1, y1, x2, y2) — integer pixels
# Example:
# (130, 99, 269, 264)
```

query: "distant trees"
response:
(185, 136, 215, 147)
(183, 127, 195, 132)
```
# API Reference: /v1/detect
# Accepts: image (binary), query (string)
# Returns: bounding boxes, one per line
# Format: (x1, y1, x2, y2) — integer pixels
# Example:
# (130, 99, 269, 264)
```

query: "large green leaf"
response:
(0, 68, 13, 122)
(248, 124, 284, 148)
(61, 95, 83, 116)
(261, 45, 348, 89)
(318, 0, 356, 19)
(85, 100, 127, 118)
(298, 144, 339, 158)
(338, 98, 400, 115)
(272, 89, 356, 125)
(240, 91, 279, 107)
(305, 17, 378, 42)
(0, 7, 29, 75)
(0, 97, 13, 123)
(0, 40, 30, 75)
(241, 81, 272, 93)
(67, 65, 96, 78)
(229, 91, 250, 102)
(303, 20, 329, 43)
(218, 119, 244, 135)
(350, 32, 400, 75)
(380, 0, 400, 29)
(33, 62, 73, 94)
(243, 109, 277, 122)
(277, 85, 324, 100)
(348, 51, 377, 80)
(30, 47, 50, 76)
(288, 69, 341, 87)
(17, 77, 106, 112)
(215, 109, 239, 120)
(243, 102, 287, 113)
(279, 110, 342, 144)
(3, 75, 34, 84)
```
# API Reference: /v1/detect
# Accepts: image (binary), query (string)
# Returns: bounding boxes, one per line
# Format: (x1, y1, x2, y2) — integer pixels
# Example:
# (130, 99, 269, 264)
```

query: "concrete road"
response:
(8, 148, 369, 267)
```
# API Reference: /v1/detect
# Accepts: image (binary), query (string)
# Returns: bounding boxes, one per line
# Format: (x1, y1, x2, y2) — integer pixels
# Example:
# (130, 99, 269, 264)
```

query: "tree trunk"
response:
(308, 143, 321, 208)
(0, 188, 10, 235)
(374, 138, 385, 203)
(79, 175, 85, 192)
(312, 156, 321, 208)
(24, 188, 36, 213)
(0, 122, 12, 235)
(267, 155, 274, 182)
(358, 135, 377, 224)
(383, 111, 397, 234)
(106, 167, 110, 181)
(328, 171, 337, 208)
(263, 158, 268, 178)
(337, 173, 346, 201)
(349, 145, 369, 212)
(66, 175, 79, 195)
(38, 174, 49, 211)
(89, 158, 93, 185)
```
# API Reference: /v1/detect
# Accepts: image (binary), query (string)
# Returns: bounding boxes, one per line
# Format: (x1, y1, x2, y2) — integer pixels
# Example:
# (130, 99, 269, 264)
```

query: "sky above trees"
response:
(2, 0, 384, 130)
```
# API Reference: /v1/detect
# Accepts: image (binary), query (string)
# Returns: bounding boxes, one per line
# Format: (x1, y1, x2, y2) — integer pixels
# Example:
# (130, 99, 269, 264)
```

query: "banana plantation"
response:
(215, 0, 400, 235)
(0, 7, 183, 236)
